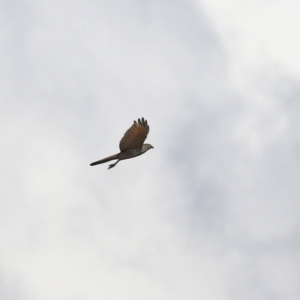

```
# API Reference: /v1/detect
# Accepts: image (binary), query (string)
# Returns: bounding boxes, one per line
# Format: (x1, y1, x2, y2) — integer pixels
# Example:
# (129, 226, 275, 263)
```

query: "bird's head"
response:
(142, 144, 154, 152)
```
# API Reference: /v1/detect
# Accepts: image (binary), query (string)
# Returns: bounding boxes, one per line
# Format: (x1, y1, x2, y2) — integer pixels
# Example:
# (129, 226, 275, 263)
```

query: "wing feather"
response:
(119, 118, 149, 151)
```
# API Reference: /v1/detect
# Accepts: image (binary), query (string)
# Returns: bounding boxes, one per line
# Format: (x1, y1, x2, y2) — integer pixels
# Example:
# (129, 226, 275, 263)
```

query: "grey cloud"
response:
(1, 1, 300, 300)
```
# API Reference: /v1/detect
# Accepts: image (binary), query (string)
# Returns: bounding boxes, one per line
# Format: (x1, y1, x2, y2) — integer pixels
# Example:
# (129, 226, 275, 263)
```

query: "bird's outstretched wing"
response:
(119, 118, 149, 151)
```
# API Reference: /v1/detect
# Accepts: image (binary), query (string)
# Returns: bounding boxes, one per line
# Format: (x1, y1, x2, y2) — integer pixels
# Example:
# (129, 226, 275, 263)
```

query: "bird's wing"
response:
(119, 118, 149, 151)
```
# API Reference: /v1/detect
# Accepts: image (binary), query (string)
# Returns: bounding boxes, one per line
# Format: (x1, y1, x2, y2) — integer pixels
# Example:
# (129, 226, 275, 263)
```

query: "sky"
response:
(1, 0, 300, 299)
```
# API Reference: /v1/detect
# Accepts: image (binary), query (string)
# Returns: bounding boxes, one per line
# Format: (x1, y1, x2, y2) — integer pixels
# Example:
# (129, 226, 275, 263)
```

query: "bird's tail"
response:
(90, 154, 119, 166)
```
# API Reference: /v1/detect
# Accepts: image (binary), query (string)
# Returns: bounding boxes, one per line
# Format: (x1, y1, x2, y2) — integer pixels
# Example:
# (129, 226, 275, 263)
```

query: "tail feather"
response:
(90, 154, 119, 166)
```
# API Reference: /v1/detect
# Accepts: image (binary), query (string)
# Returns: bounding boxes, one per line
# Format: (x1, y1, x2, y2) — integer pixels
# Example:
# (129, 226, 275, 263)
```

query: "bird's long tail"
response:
(90, 154, 119, 166)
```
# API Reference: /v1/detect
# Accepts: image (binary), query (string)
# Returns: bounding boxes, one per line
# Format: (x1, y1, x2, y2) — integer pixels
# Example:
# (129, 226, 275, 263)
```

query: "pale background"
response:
(1, 1, 300, 299)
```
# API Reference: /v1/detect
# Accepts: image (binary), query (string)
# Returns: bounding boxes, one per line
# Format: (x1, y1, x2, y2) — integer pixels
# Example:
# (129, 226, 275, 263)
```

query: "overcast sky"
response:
(1, 0, 300, 299)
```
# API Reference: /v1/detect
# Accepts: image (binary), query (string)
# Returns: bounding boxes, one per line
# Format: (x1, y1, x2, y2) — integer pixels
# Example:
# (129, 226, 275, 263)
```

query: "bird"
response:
(90, 117, 154, 169)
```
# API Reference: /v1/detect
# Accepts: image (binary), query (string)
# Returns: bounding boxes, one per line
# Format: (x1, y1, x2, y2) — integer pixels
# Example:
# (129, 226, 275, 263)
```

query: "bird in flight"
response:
(90, 117, 154, 169)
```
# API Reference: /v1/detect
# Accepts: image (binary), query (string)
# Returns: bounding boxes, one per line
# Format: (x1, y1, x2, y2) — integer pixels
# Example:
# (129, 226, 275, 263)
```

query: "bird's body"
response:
(90, 118, 153, 169)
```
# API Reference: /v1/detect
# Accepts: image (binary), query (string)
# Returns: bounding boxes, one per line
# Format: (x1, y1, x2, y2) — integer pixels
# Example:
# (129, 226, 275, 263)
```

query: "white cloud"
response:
(0, 0, 299, 299)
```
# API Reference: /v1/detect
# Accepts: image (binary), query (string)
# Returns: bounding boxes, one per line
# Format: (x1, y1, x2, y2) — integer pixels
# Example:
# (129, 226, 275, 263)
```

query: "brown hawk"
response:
(90, 118, 153, 169)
